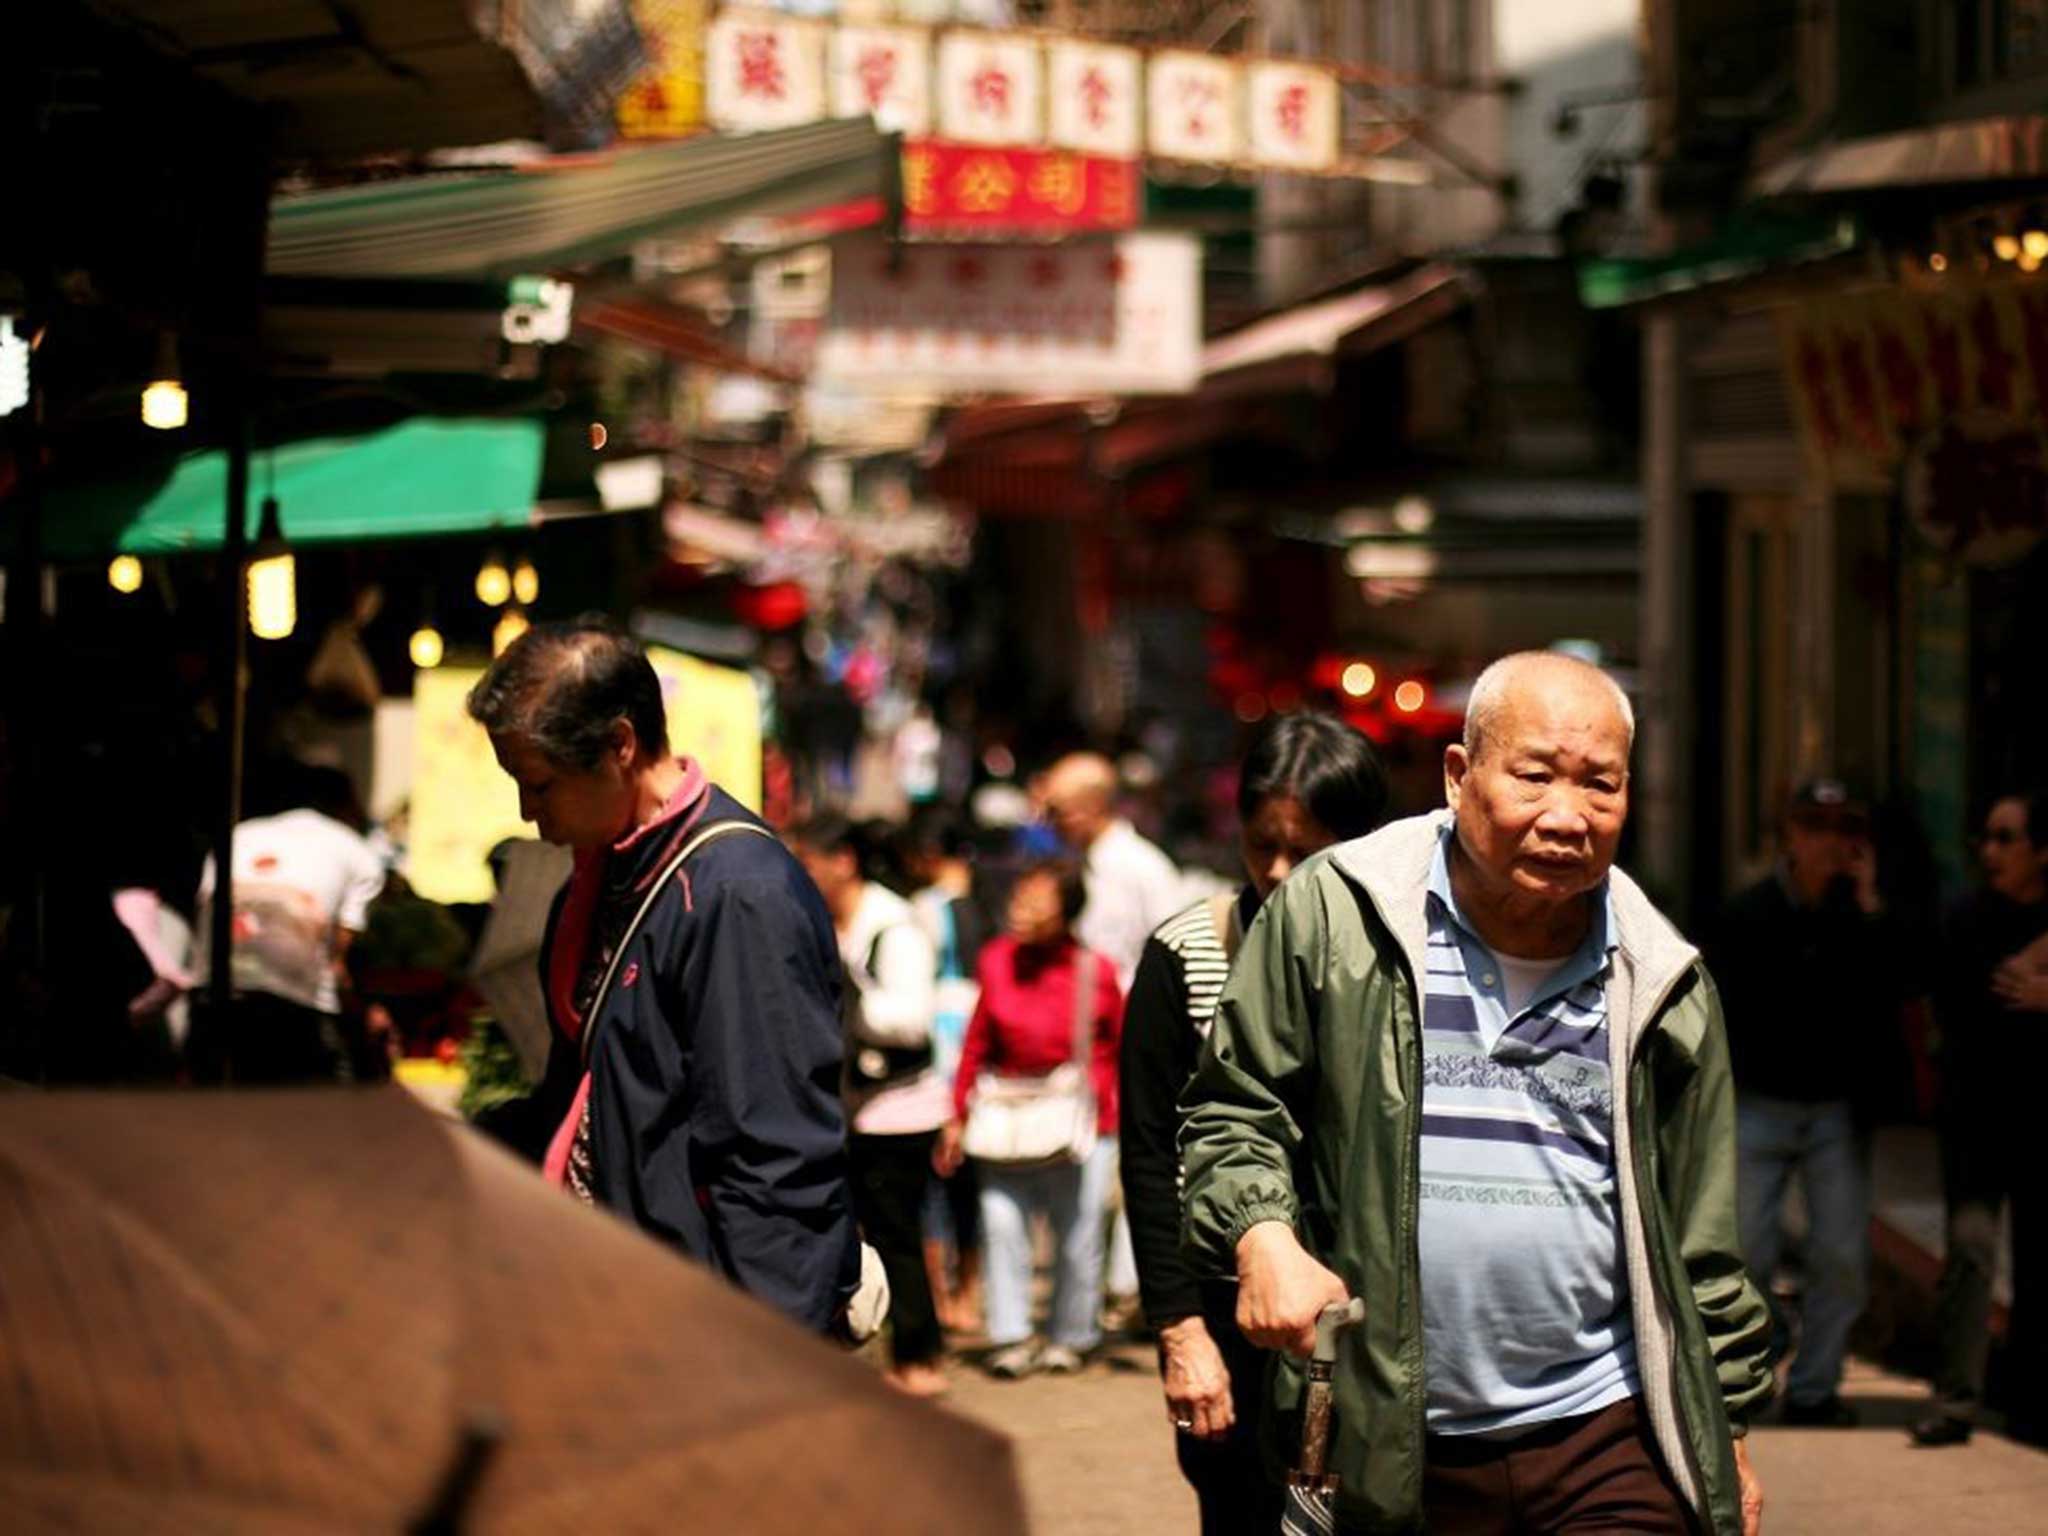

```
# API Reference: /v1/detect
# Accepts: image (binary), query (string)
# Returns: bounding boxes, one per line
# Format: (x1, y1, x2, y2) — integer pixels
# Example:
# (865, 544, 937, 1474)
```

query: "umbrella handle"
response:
(1290, 1297, 1365, 1488)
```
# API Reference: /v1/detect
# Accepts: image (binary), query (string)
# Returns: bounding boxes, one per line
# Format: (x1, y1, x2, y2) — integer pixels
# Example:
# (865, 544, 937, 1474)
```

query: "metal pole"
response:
(207, 381, 251, 1028)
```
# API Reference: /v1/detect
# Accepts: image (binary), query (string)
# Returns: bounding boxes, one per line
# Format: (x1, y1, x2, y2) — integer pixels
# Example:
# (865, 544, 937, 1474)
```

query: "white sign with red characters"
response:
(1147, 51, 1240, 163)
(706, 12, 827, 130)
(829, 25, 932, 136)
(1245, 61, 1339, 171)
(934, 31, 1042, 146)
(816, 231, 1201, 395)
(1045, 40, 1142, 159)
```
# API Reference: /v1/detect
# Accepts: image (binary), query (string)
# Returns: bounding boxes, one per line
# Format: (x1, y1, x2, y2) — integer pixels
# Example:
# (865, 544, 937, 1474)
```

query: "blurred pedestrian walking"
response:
(192, 762, 385, 1084)
(467, 619, 862, 1336)
(794, 813, 951, 1396)
(902, 807, 998, 1334)
(1044, 752, 1181, 1325)
(936, 858, 1122, 1378)
(1913, 788, 2048, 1447)
(1182, 653, 1770, 1536)
(1708, 778, 1917, 1428)
(1121, 712, 1386, 1535)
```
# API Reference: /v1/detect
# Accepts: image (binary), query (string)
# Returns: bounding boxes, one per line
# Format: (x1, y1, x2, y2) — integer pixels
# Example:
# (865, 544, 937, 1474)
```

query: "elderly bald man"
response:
(1181, 652, 1771, 1536)
(1041, 752, 1182, 994)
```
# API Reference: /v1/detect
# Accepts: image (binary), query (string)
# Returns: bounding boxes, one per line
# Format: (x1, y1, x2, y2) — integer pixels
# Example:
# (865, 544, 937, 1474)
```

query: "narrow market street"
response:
(940, 1345, 2048, 1535)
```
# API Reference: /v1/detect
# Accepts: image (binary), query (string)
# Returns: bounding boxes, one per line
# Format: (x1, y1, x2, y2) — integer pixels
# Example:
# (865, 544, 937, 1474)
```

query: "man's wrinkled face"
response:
(1444, 676, 1630, 912)
(491, 731, 633, 851)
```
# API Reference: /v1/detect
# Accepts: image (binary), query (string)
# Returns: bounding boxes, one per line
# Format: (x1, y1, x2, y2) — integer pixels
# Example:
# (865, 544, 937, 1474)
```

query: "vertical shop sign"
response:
(935, 31, 1042, 145)
(1147, 52, 1240, 162)
(1045, 40, 1143, 159)
(829, 25, 932, 135)
(1245, 60, 1339, 170)
(616, 0, 709, 139)
(706, 12, 827, 131)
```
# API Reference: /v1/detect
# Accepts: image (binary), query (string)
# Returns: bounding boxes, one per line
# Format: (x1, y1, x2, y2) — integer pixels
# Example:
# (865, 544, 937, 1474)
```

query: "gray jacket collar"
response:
(1328, 810, 1701, 1052)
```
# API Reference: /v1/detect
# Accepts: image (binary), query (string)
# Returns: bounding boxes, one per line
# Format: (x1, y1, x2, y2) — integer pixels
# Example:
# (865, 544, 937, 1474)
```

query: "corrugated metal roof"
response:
(267, 119, 895, 278)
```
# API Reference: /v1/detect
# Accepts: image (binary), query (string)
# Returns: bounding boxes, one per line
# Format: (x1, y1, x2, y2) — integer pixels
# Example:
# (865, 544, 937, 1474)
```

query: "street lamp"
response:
(246, 496, 296, 640)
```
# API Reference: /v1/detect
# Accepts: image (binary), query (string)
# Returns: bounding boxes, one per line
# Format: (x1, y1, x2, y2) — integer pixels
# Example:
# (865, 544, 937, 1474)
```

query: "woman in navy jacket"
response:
(470, 619, 860, 1333)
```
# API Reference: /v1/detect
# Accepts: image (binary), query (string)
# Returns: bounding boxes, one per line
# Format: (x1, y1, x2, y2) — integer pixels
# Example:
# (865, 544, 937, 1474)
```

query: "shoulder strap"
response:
(1206, 890, 1243, 966)
(1070, 945, 1097, 1070)
(579, 820, 777, 1067)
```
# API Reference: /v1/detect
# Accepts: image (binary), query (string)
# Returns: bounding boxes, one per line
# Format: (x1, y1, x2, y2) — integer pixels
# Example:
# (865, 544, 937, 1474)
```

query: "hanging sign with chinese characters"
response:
(706, 12, 827, 130)
(816, 231, 1202, 395)
(1147, 51, 1240, 163)
(901, 140, 1138, 235)
(1245, 60, 1339, 171)
(616, 0, 709, 140)
(1780, 282, 2048, 564)
(829, 25, 932, 135)
(1045, 40, 1142, 159)
(934, 30, 1042, 145)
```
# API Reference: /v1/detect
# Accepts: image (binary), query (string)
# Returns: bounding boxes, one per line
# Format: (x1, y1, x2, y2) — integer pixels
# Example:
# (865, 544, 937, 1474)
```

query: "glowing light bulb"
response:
(475, 555, 511, 607)
(512, 558, 539, 605)
(1340, 661, 1377, 699)
(108, 555, 144, 594)
(1929, 252, 1949, 273)
(1393, 680, 1427, 714)
(141, 378, 188, 430)
(1994, 232, 2021, 262)
(2024, 230, 2048, 261)
(409, 625, 445, 669)
(493, 606, 530, 656)
(247, 552, 296, 639)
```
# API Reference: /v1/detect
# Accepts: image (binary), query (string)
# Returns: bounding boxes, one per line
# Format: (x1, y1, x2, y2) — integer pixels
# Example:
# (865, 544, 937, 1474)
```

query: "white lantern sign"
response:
(706, 13, 827, 131)
(1045, 41, 1141, 159)
(829, 25, 932, 136)
(1246, 61, 1340, 170)
(934, 31, 1042, 146)
(1147, 51, 1240, 163)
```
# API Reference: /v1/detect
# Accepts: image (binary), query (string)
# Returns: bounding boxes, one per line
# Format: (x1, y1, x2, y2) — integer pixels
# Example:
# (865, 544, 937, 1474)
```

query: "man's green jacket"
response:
(1179, 812, 1773, 1533)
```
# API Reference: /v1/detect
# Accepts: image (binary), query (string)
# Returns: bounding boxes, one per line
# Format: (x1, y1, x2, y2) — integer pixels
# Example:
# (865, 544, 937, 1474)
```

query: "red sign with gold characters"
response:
(900, 139, 1138, 235)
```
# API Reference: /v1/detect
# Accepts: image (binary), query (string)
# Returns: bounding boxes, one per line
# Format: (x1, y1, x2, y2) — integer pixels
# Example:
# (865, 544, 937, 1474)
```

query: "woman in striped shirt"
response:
(1120, 712, 1387, 1534)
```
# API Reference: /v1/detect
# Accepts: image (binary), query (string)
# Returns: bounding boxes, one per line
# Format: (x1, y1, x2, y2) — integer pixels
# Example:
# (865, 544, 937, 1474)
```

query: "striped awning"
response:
(267, 120, 895, 279)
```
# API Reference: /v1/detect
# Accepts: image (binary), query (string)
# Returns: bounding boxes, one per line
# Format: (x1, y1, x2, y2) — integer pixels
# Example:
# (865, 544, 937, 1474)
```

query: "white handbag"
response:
(960, 946, 1100, 1168)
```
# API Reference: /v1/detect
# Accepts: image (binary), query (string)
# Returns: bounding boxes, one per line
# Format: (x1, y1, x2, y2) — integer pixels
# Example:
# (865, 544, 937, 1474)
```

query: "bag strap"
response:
(578, 820, 777, 1067)
(1206, 890, 1243, 966)
(1069, 944, 1097, 1072)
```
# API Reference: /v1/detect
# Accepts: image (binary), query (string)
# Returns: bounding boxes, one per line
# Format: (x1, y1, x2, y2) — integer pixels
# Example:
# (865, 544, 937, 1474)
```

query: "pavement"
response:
(918, 1337, 2048, 1534)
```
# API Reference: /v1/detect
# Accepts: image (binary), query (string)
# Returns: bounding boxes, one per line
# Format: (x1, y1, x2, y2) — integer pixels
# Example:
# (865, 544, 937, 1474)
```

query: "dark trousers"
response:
(1422, 1397, 1695, 1536)
(1934, 1116, 2044, 1429)
(190, 993, 354, 1085)
(848, 1129, 943, 1367)
(1174, 1287, 1285, 1536)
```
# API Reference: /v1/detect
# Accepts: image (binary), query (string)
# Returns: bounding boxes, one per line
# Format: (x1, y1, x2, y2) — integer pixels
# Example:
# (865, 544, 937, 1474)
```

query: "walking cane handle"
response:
(1312, 1297, 1366, 1363)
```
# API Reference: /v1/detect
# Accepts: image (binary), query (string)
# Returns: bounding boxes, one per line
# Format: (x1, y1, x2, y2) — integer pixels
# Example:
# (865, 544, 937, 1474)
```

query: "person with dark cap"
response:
(1708, 778, 1917, 1427)
(466, 618, 863, 1336)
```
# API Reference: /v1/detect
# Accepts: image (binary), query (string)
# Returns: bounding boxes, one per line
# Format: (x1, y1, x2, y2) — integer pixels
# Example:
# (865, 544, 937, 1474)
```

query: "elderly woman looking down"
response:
(468, 618, 861, 1334)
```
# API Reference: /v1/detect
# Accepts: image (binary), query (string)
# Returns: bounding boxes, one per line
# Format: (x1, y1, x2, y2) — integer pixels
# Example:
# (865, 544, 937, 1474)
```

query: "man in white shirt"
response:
(195, 764, 385, 1082)
(1042, 752, 1181, 1318)
(1042, 754, 1183, 994)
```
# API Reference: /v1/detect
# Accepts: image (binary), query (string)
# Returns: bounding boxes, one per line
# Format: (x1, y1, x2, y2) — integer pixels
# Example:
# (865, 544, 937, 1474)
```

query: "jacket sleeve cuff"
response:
(1223, 1201, 1300, 1256)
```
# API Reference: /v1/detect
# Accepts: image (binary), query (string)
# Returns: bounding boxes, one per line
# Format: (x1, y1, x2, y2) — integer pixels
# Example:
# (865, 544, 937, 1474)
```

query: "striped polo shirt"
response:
(1417, 826, 1639, 1435)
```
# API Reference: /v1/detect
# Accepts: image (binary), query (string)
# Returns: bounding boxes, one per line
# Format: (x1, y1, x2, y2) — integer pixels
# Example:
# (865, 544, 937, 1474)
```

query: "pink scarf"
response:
(540, 760, 710, 1187)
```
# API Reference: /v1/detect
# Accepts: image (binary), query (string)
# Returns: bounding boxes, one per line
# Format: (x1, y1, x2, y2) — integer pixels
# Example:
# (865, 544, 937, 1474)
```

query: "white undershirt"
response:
(1493, 950, 1566, 1018)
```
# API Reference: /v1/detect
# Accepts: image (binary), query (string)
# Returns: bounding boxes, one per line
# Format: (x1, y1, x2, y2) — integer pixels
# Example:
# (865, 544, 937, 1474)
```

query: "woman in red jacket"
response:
(936, 858, 1122, 1379)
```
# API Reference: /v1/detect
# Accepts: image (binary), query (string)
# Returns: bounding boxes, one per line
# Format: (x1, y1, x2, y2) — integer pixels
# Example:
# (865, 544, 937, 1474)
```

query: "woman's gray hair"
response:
(1463, 652, 1635, 761)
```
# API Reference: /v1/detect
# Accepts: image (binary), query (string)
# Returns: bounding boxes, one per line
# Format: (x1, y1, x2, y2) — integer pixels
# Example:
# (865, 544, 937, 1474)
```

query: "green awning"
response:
(1577, 215, 1861, 309)
(41, 417, 546, 561)
(267, 119, 893, 280)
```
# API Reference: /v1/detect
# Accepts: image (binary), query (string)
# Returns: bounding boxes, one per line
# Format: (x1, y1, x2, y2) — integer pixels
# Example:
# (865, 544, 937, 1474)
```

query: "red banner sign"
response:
(901, 139, 1138, 236)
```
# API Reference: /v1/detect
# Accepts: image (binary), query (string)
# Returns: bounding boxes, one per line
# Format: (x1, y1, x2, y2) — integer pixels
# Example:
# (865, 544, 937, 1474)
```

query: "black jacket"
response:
(484, 787, 861, 1332)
